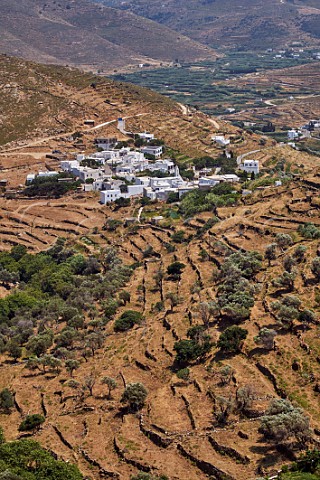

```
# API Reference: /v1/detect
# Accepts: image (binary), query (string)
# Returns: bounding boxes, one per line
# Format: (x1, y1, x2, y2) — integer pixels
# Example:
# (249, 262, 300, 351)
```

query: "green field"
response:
(113, 51, 315, 116)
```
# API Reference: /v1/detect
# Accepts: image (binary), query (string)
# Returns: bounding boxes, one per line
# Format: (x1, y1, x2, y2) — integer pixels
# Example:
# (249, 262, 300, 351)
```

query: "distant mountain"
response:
(96, 0, 320, 50)
(0, 0, 217, 72)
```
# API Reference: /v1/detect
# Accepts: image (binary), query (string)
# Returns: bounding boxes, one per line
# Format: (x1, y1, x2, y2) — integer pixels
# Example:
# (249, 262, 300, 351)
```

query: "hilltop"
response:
(97, 0, 320, 50)
(0, 0, 216, 72)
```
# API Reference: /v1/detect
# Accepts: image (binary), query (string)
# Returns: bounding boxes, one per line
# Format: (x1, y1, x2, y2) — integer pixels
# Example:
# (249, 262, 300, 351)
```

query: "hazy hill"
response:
(0, 0, 216, 72)
(96, 0, 320, 50)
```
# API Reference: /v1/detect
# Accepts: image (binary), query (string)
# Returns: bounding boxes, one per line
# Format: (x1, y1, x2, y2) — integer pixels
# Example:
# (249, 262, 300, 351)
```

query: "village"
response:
(24, 118, 261, 205)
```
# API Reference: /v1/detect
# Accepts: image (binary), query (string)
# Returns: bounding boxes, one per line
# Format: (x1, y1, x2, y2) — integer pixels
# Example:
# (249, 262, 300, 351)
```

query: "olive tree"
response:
(101, 376, 117, 399)
(259, 399, 310, 443)
(121, 383, 148, 412)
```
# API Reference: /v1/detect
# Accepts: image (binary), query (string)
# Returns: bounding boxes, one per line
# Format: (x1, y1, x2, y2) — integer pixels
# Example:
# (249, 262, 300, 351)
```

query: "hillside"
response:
(0, 0, 216, 72)
(219, 62, 320, 128)
(0, 165, 320, 480)
(96, 0, 320, 50)
(0, 55, 320, 480)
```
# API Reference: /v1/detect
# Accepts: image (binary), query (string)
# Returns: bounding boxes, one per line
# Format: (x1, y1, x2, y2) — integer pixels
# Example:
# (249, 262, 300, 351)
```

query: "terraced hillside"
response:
(0, 171, 320, 479)
(220, 63, 320, 128)
(0, 54, 320, 480)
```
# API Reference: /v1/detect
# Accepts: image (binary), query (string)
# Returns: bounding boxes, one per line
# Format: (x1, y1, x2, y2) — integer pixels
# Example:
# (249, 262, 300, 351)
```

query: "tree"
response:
(275, 233, 293, 251)
(272, 270, 297, 292)
(236, 385, 255, 413)
(265, 243, 277, 266)
(311, 257, 320, 281)
(271, 295, 301, 330)
(298, 223, 320, 239)
(293, 245, 307, 263)
(114, 310, 143, 332)
(0, 439, 83, 480)
(197, 301, 218, 328)
(217, 326, 248, 354)
(27, 334, 52, 357)
(121, 383, 148, 412)
(119, 290, 131, 305)
(18, 414, 45, 432)
(85, 332, 104, 356)
(0, 389, 14, 413)
(174, 327, 212, 365)
(39, 354, 62, 373)
(167, 261, 185, 278)
(101, 376, 117, 399)
(165, 292, 181, 312)
(83, 374, 96, 397)
(259, 399, 310, 443)
(254, 328, 277, 350)
(153, 269, 164, 292)
(214, 395, 234, 425)
(115, 197, 130, 208)
(0, 270, 19, 290)
(283, 255, 296, 273)
(65, 359, 80, 377)
(219, 365, 235, 386)
(6, 341, 22, 362)
(299, 309, 317, 326)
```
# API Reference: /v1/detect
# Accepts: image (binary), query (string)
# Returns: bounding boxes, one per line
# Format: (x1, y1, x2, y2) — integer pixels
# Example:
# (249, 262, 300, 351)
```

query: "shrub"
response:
(176, 368, 190, 380)
(121, 383, 148, 411)
(259, 399, 310, 443)
(311, 257, 320, 280)
(174, 327, 212, 365)
(217, 326, 248, 353)
(18, 414, 45, 432)
(114, 310, 143, 332)
(0, 389, 14, 413)
(0, 439, 82, 480)
(167, 261, 185, 277)
(298, 223, 320, 239)
(171, 230, 186, 243)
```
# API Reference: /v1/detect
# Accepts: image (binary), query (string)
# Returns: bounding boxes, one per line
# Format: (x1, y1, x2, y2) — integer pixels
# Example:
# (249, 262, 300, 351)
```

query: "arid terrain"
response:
(0, 56, 320, 480)
(97, 0, 320, 51)
(220, 63, 320, 128)
(0, 0, 216, 72)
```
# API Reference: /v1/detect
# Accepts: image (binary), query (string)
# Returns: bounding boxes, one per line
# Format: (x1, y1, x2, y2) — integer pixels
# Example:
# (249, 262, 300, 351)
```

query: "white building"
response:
(61, 160, 80, 172)
(73, 167, 104, 182)
(137, 132, 155, 141)
(94, 137, 117, 149)
(288, 129, 300, 140)
(26, 174, 36, 184)
(38, 171, 59, 178)
(148, 159, 176, 174)
(141, 146, 163, 159)
(240, 160, 260, 175)
(212, 135, 231, 147)
(100, 189, 121, 203)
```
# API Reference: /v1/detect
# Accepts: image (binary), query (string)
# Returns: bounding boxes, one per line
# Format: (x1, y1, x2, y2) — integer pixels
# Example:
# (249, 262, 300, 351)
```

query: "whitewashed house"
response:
(240, 160, 260, 175)
(141, 146, 163, 159)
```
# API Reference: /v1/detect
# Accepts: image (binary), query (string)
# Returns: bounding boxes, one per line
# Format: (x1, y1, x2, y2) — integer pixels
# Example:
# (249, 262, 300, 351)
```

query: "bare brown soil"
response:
(0, 166, 320, 479)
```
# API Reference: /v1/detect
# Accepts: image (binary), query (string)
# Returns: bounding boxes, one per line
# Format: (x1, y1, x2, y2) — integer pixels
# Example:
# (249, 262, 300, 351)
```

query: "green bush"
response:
(217, 326, 248, 353)
(176, 368, 190, 380)
(0, 389, 14, 414)
(18, 414, 45, 432)
(0, 439, 82, 480)
(114, 310, 143, 332)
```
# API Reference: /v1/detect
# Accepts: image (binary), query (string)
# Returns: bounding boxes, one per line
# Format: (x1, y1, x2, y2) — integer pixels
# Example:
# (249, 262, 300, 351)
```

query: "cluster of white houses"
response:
(26, 140, 260, 204)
